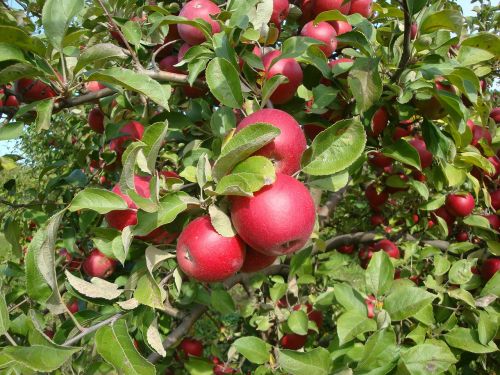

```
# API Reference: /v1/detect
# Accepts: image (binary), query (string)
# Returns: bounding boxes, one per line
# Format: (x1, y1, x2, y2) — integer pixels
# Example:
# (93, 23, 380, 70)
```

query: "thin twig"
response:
(0, 199, 63, 209)
(151, 39, 180, 70)
(391, 0, 412, 82)
(63, 313, 123, 346)
(4, 332, 17, 346)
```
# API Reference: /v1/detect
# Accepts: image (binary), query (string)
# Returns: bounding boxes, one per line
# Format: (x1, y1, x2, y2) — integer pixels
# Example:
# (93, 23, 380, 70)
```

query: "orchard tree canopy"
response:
(0, 0, 499, 374)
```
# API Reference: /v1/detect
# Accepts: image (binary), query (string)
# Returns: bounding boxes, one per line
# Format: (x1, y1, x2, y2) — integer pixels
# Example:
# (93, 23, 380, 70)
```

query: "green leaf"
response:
(480, 272, 500, 297)
(463, 215, 492, 229)
(210, 106, 236, 138)
(277, 348, 331, 375)
(0, 26, 46, 55)
(95, 320, 155, 375)
(458, 33, 500, 65)
(448, 288, 475, 307)
(232, 337, 271, 365)
(356, 328, 399, 374)
(0, 43, 25, 63)
(334, 283, 367, 314)
(146, 318, 165, 358)
(399, 341, 457, 375)
(366, 251, 394, 296)
(288, 310, 309, 335)
(209, 205, 236, 237)
(35, 99, 54, 132)
(408, 179, 429, 200)
(122, 20, 142, 46)
(420, 9, 462, 34)
(0, 294, 9, 335)
(0, 63, 44, 86)
(69, 188, 128, 214)
(478, 310, 497, 345)
(384, 285, 436, 321)
(302, 119, 366, 176)
(383, 139, 422, 170)
(448, 259, 474, 285)
(337, 310, 377, 345)
(212, 123, 280, 181)
(184, 357, 214, 374)
(444, 327, 498, 353)
(458, 152, 495, 175)
(0, 122, 24, 141)
(210, 289, 235, 315)
(65, 271, 123, 300)
(309, 171, 349, 192)
(206, 57, 243, 109)
(87, 68, 170, 109)
(348, 57, 382, 111)
(261, 75, 288, 107)
(0, 345, 80, 372)
(42, 0, 85, 50)
(75, 43, 127, 73)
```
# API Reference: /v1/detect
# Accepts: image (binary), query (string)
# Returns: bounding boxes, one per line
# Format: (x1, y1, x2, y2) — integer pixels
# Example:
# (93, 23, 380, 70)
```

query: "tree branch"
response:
(391, 0, 412, 82)
(0, 199, 64, 209)
(325, 231, 378, 251)
(63, 313, 123, 346)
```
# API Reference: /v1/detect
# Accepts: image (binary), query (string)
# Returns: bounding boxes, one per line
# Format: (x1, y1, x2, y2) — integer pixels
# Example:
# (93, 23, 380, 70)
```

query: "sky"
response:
(0, 0, 477, 157)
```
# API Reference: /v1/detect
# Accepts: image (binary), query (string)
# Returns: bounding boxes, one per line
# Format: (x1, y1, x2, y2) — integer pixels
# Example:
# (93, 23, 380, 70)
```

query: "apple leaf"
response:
(206, 57, 243, 109)
(384, 285, 436, 321)
(277, 347, 331, 375)
(348, 57, 382, 111)
(74, 43, 127, 73)
(69, 188, 128, 214)
(42, 0, 84, 50)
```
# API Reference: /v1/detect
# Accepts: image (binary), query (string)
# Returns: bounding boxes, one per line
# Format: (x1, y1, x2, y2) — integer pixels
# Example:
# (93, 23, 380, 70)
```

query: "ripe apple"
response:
(337, 244, 354, 254)
(433, 207, 456, 227)
(176, 216, 245, 282)
(491, 190, 500, 211)
(82, 249, 117, 278)
(299, 0, 314, 24)
(303, 123, 327, 141)
(230, 173, 316, 256)
(59, 249, 82, 271)
(481, 258, 500, 281)
(178, 338, 204, 358)
(349, 0, 372, 17)
(490, 107, 500, 123)
(445, 193, 475, 217)
(409, 138, 433, 169)
(392, 126, 412, 141)
(368, 151, 392, 169)
(138, 226, 178, 245)
(300, 21, 338, 56)
(280, 333, 307, 349)
(88, 107, 105, 133)
(370, 214, 385, 227)
(236, 109, 306, 175)
(330, 20, 352, 36)
(159, 55, 183, 74)
(15, 78, 56, 103)
(262, 50, 303, 104)
(313, 0, 351, 16)
(455, 231, 468, 242)
(371, 107, 388, 137)
(67, 300, 79, 314)
(373, 239, 400, 258)
(271, 0, 290, 27)
(486, 156, 500, 178)
(178, 0, 221, 45)
(106, 175, 151, 230)
(365, 183, 388, 209)
(484, 214, 500, 231)
(109, 120, 145, 155)
(213, 363, 236, 375)
(467, 120, 492, 147)
(365, 295, 376, 318)
(412, 214, 419, 224)
(2, 94, 19, 108)
(240, 247, 277, 273)
(153, 26, 181, 61)
(85, 81, 106, 93)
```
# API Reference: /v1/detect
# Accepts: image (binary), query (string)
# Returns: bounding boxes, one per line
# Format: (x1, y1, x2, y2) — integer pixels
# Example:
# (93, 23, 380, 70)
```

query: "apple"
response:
(445, 193, 475, 217)
(490, 107, 500, 123)
(213, 363, 236, 375)
(370, 214, 385, 227)
(280, 333, 306, 349)
(178, 338, 204, 358)
(178, 43, 192, 62)
(300, 21, 338, 56)
(299, 0, 314, 24)
(491, 190, 500, 211)
(371, 107, 388, 137)
(176, 216, 245, 282)
(85, 81, 106, 93)
(373, 239, 400, 258)
(368, 151, 392, 169)
(455, 231, 468, 242)
(392, 126, 412, 141)
(82, 249, 117, 278)
(159, 55, 183, 74)
(303, 123, 327, 141)
(138, 226, 178, 245)
(427, 219, 435, 229)
(486, 156, 500, 178)
(433, 207, 456, 227)
(109, 120, 145, 155)
(236, 109, 306, 175)
(262, 50, 303, 104)
(365, 295, 376, 318)
(365, 183, 388, 209)
(412, 214, 419, 224)
(414, 79, 456, 120)
(410, 23, 418, 40)
(231, 173, 315, 256)
(3, 94, 19, 108)
(349, 0, 372, 17)
(240, 247, 277, 273)
(467, 120, 492, 147)
(161, 170, 181, 179)
(484, 214, 500, 231)
(271, 0, 290, 27)
(178, 0, 221, 45)
(106, 175, 151, 230)
(153, 26, 181, 61)
(67, 300, 79, 314)
(15, 78, 56, 103)
(409, 138, 433, 169)
(412, 169, 426, 182)
(337, 244, 354, 254)
(44, 329, 54, 339)
(330, 20, 352, 36)
(313, 0, 351, 16)
(59, 249, 82, 271)
(88, 107, 105, 133)
(481, 258, 500, 281)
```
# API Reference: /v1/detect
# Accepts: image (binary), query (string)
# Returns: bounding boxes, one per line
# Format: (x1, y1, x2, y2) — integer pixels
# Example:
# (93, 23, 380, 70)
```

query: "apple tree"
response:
(0, 0, 499, 374)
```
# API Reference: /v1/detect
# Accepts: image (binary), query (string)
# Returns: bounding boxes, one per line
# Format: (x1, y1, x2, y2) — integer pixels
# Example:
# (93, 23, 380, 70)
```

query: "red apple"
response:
(300, 21, 337, 56)
(4, 95, 19, 107)
(15, 78, 56, 103)
(445, 193, 475, 217)
(303, 123, 327, 141)
(178, 0, 221, 45)
(392, 126, 412, 141)
(412, 214, 419, 224)
(280, 333, 307, 349)
(490, 107, 500, 123)
(67, 300, 79, 314)
(373, 239, 400, 258)
(349, 0, 372, 17)
(481, 258, 500, 281)
(414, 79, 456, 120)
(271, 0, 290, 27)
(365, 183, 388, 209)
(337, 244, 354, 254)
(412, 169, 426, 182)
(179, 338, 204, 358)
(313, 0, 351, 16)
(109, 120, 145, 155)
(262, 50, 303, 104)
(85, 81, 106, 92)
(138, 226, 178, 245)
(88, 107, 105, 133)
(371, 107, 388, 137)
(409, 138, 433, 169)
(299, 0, 314, 24)
(491, 190, 500, 211)
(455, 231, 468, 242)
(82, 249, 117, 278)
(240, 248, 277, 273)
(486, 156, 500, 178)
(368, 151, 392, 169)
(330, 20, 352, 36)
(176, 216, 245, 282)
(230, 173, 316, 256)
(370, 214, 385, 227)
(236, 109, 306, 175)
(159, 55, 183, 74)
(213, 363, 236, 375)
(484, 214, 500, 231)
(467, 120, 492, 147)
(433, 207, 456, 227)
